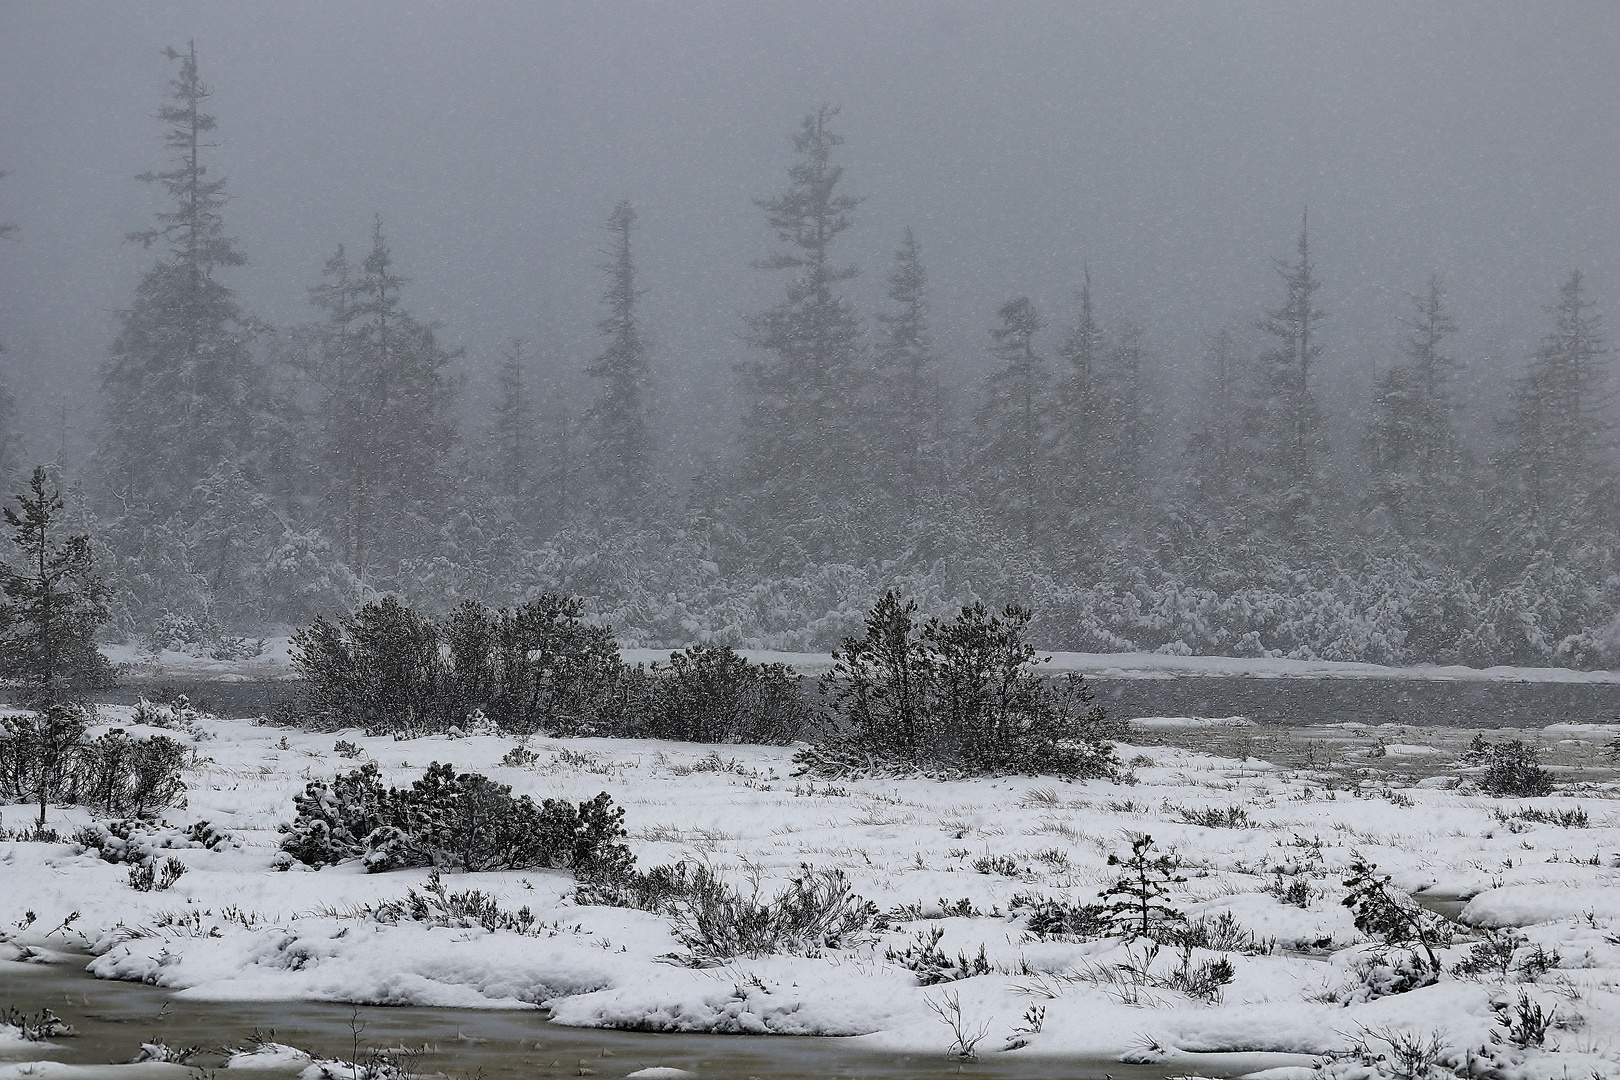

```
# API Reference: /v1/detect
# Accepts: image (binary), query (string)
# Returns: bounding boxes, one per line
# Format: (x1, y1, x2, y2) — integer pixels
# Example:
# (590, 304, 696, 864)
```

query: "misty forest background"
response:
(0, 9, 1616, 669)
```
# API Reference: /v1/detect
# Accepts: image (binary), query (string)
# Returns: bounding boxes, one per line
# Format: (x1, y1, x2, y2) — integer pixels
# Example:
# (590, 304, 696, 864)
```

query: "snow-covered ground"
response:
(5, 708, 1620, 1076)
(103, 639, 1620, 684)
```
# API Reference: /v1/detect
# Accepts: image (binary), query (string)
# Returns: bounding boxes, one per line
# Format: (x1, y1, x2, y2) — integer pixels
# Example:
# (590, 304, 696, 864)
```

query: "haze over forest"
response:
(0, 1, 1615, 668)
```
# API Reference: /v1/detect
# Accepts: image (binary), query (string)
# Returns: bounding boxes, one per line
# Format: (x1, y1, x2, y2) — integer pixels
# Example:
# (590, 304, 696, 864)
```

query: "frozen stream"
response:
(0, 958, 1263, 1080)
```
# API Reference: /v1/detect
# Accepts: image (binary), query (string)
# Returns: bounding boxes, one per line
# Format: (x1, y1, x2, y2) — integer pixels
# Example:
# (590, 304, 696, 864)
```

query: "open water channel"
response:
(0, 958, 1275, 1080)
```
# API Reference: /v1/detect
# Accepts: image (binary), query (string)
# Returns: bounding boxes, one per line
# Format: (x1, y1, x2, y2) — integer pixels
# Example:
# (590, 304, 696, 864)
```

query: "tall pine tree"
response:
(1494, 270, 1613, 533)
(1051, 271, 1106, 529)
(1365, 275, 1470, 547)
(94, 43, 268, 519)
(735, 105, 866, 532)
(871, 228, 941, 506)
(291, 220, 459, 577)
(1242, 213, 1329, 544)
(584, 201, 653, 512)
(975, 297, 1051, 546)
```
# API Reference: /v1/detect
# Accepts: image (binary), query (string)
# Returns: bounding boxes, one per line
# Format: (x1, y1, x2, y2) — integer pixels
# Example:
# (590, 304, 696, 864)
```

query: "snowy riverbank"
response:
(4, 709, 1620, 1075)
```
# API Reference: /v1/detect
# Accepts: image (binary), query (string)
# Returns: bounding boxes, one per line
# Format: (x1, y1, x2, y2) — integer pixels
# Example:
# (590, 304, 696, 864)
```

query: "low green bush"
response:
(278, 762, 632, 876)
(808, 592, 1120, 778)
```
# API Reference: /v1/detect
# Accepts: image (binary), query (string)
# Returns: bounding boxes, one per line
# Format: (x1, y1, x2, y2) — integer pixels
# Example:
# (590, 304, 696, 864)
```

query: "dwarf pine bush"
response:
(279, 761, 632, 875)
(1478, 740, 1553, 797)
(644, 643, 809, 744)
(809, 591, 1119, 778)
(291, 594, 810, 743)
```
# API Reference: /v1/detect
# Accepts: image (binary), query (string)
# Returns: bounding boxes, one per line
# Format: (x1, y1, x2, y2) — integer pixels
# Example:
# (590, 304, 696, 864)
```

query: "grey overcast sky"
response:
(0, 1, 1614, 473)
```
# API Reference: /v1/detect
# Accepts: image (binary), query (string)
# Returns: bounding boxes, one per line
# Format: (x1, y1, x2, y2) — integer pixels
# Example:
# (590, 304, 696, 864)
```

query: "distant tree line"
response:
(1, 47, 1615, 668)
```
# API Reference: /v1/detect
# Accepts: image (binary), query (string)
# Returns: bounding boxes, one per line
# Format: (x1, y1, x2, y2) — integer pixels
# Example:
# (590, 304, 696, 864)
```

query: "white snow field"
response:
(4, 708, 1620, 1077)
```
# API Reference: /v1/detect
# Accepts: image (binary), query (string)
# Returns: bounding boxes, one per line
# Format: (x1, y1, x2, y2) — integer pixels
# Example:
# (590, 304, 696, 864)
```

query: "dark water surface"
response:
(0, 958, 1253, 1080)
(34, 674, 1617, 729)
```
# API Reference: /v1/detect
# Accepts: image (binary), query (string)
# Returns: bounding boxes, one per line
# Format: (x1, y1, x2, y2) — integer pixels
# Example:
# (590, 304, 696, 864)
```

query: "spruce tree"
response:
(584, 201, 653, 512)
(871, 228, 940, 505)
(1242, 213, 1330, 543)
(975, 297, 1051, 546)
(1054, 270, 1105, 514)
(1495, 270, 1613, 530)
(0, 467, 116, 705)
(736, 105, 866, 529)
(291, 221, 459, 576)
(1365, 276, 1469, 546)
(94, 43, 268, 519)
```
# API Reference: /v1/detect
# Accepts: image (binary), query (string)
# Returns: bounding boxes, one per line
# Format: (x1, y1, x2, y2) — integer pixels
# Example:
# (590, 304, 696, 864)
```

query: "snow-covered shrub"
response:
(1478, 740, 1553, 797)
(130, 696, 211, 739)
(1341, 857, 1450, 971)
(73, 818, 207, 866)
(810, 592, 1119, 778)
(643, 643, 809, 744)
(0, 1007, 73, 1042)
(664, 863, 877, 964)
(1328, 946, 1439, 1003)
(1013, 895, 1110, 941)
(131, 1039, 200, 1065)
(183, 818, 231, 849)
(127, 855, 185, 892)
(277, 762, 392, 868)
(371, 869, 541, 934)
(0, 705, 86, 825)
(885, 926, 992, 984)
(1493, 990, 1556, 1047)
(577, 859, 877, 964)
(1167, 910, 1275, 954)
(291, 593, 634, 737)
(75, 729, 188, 817)
(498, 744, 538, 767)
(278, 761, 632, 875)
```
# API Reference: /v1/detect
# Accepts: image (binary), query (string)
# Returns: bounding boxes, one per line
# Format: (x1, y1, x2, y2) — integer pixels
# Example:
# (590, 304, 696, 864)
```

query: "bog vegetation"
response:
(0, 48, 1614, 672)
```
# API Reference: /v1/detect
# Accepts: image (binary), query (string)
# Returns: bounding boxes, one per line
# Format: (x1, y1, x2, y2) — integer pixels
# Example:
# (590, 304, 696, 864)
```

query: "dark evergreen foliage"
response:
(646, 643, 808, 744)
(814, 591, 1118, 777)
(1099, 835, 1186, 940)
(1478, 740, 1554, 798)
(585, 201, 654, 511)
(871, 228, 942, 505)
(1365, 276, 1471, 546)
(1243, 213, 1330, 542)
(94, 43, 271, 523)
(75, 729, 189, 818)
(11, 63, 1609, 675)
(732, 104, 867, 537)
(0, 467, 116, 704)
(289, 221, 460, 577)
(975, 297, 1051, 546)
(279, 760, 631, 875)
(0, 705, 87, 828)
(1341, 856, 1445, 970)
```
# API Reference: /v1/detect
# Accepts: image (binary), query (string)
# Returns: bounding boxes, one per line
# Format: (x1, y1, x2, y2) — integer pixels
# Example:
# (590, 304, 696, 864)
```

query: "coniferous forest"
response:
(0, 43, 1615, 670)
